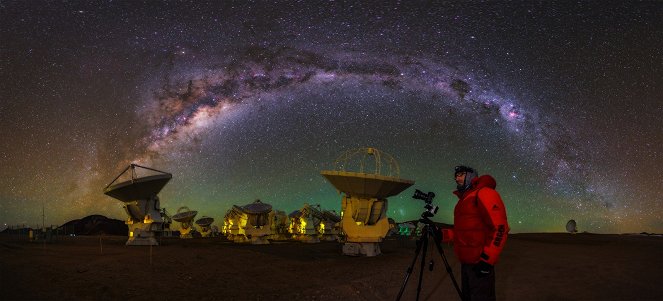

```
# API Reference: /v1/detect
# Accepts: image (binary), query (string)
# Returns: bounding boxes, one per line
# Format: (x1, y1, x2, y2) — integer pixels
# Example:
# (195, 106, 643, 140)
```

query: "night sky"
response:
(1, 1, 661, 233)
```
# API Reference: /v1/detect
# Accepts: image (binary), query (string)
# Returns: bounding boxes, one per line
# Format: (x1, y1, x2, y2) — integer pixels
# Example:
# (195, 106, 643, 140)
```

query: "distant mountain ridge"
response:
(58, 215, 127, 236)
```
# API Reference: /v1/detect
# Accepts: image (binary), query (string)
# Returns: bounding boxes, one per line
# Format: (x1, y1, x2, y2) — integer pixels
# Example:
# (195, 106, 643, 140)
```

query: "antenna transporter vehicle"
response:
(321, 147, 414, 256)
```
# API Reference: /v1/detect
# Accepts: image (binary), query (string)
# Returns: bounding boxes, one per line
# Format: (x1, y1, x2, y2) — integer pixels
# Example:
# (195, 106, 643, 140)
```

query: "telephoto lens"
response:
(413, 189, 436, 203)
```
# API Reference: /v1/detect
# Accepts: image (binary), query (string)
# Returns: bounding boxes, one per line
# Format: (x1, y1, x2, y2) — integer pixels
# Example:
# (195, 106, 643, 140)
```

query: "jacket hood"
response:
(471, 174, 497, 190)
(453, 174, 497, 198)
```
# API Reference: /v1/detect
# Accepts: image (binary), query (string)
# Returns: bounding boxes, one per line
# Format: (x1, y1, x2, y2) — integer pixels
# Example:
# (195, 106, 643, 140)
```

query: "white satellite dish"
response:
(104, 164, 172, 246)
(566, 219, 578, 234)
(172, 207, 198, 238)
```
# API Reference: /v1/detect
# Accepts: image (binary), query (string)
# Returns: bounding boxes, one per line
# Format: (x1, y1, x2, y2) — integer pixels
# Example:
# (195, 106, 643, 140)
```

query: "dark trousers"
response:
(461, 263, 496, 301)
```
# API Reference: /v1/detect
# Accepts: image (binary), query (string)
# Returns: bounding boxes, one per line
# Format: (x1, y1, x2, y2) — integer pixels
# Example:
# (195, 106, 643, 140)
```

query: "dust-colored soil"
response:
(0, 233, 661, 300)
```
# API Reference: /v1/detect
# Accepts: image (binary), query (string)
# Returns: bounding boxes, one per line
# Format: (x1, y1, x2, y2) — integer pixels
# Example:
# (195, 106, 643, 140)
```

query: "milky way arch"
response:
(132, 46, 585, 198)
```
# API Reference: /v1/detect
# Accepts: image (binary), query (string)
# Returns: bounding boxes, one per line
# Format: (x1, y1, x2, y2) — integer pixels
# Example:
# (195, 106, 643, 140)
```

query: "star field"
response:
(0, 1, 661, 233)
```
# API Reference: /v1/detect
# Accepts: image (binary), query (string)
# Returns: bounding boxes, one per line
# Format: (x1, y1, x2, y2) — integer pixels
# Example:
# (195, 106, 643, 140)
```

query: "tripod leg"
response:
(430, 227, 464, 301)
(415, 230, 429, 301)
(395, 233, 425, 301)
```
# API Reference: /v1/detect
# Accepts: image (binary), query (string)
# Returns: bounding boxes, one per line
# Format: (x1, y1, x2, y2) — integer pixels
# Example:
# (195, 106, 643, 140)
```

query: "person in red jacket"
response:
(441, 165, 509, 301)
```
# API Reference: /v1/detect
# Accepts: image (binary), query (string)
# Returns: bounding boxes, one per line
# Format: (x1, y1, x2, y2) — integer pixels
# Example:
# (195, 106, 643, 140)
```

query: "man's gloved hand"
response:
(473, 260, 493, 278)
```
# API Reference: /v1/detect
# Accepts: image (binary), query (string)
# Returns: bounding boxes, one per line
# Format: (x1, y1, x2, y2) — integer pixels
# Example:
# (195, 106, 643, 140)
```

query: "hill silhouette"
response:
(58, 215, 127, 236)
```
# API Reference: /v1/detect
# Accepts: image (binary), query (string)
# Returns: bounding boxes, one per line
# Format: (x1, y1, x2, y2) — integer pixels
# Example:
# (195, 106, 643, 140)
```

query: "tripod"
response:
(396, 190, 463, 301)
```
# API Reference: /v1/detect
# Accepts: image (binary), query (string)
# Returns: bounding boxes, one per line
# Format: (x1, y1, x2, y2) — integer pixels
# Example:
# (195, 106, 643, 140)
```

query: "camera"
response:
(413, 189, 435, 203)
(412, 189, 438, 218)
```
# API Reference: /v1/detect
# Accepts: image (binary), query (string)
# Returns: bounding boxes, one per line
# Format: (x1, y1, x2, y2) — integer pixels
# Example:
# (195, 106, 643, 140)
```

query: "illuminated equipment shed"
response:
(195, 216, 215, 237)
(224, 199, 273, 244)
(104, 164, 172, 246)
(172, 207, 198, 238)
(321, 148, 414, 256)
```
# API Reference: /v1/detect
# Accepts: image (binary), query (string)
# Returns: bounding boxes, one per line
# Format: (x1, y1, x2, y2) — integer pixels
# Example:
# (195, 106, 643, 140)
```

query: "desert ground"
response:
(1, 233, 661, 301)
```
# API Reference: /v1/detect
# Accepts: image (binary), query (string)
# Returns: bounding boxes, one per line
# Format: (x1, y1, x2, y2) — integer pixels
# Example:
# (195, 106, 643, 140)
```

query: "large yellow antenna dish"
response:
(322, 147, 413, 199)
(321, 147, 414, 256)
(328, 147, 401, 177)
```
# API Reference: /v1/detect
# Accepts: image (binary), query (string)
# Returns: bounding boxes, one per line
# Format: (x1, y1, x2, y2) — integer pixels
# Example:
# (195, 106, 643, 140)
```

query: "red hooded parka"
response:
(442, 174, 509, 265)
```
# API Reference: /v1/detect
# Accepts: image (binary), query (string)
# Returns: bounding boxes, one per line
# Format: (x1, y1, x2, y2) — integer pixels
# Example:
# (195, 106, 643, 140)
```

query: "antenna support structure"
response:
(103, 164, 172, 246)
(321, 147, 414, 256)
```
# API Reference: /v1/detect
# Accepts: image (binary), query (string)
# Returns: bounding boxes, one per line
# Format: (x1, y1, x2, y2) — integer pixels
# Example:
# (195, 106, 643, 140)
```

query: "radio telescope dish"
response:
(223, 200, 273, 244)
(195, 216, 215, 237)
(268, 210, 290, 241)
(196, 217, 214, 227)
(172, 207, 198, 238)
(242, 201, 272, 214)
(104, 175, 171, 202)
(103, 164, 172, 246)
(322, 210, 341, 223)
(321, 147, 414, 256)
(566, 219, 578, 234)
(321, 171, 413, 199)
(172, 208, 198, 223)
(320, 209, 341, 241)
(289, 204, 324, 243)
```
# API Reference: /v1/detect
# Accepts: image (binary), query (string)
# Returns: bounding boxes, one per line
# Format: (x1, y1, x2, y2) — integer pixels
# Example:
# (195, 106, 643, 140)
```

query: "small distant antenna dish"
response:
(195, 216, 215, 237)
(242, 200, 272, 214)
(321, 147, 414, 256)
(172, 207, 198, 223)
(172, 207, 198, 238)
(566, 219, 578, 234)
(104, 164, 172, 246)
(195, 216, 214, 227)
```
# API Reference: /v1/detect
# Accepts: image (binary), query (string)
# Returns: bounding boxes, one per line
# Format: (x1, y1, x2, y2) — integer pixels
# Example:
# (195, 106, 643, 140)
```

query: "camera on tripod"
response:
(398, 188, 463, 301)
(412, 189, 438, 218)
